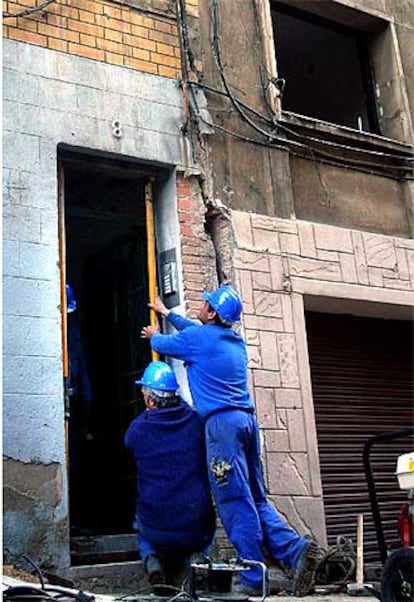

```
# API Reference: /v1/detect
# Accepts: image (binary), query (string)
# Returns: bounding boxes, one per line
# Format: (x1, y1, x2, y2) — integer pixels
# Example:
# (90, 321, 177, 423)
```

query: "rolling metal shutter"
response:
(305, 312, 414, 566)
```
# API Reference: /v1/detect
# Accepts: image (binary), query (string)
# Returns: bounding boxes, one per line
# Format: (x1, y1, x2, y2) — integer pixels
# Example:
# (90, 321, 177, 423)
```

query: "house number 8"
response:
(112, 120, 123, 139)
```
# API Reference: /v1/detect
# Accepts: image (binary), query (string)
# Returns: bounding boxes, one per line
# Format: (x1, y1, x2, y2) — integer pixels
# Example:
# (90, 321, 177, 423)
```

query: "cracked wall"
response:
(3, 458, 69, 570)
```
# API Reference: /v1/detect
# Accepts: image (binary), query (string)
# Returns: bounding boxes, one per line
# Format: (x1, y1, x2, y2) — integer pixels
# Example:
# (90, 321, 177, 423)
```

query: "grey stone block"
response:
(4, 355, 61, 396)
(3, 203, 41, 243)
(3, 239, 20, 277)
(3, 68, 40, 105)
(3, 131, 40, 172)
(19, 242, 58, 280)
(3, 392, 65, 463)
(3, 276, 59, 318)
(3, 314, 61, 357)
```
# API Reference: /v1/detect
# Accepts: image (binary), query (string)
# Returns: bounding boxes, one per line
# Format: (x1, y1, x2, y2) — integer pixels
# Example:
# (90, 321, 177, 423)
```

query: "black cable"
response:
(173, 0, 413, 180)
(188, 82, 413, 179)
(191, 80, 413, 165)
(23, 555, 46, 590)
(276, 120, 414, 163)
(209, 0, 413, 178)
(3, 0, 55, 19)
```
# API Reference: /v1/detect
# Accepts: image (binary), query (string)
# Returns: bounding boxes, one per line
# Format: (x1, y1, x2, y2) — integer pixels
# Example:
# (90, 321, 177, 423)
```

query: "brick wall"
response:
(3, 0, 183, 77)
(176, 172, 217, 317)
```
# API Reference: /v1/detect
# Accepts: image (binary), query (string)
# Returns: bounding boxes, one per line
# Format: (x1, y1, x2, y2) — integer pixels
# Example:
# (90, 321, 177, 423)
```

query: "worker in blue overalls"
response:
(140, 285, 321, 597)
(125, 361, 215, 589)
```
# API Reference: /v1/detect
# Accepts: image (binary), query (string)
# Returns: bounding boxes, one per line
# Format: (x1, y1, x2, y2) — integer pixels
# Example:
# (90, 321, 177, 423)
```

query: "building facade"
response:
(3, 0, 414, 573)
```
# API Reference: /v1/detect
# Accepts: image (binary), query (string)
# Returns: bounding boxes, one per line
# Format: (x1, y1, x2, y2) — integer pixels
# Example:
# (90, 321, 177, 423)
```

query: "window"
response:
(272, 3, 379, 133)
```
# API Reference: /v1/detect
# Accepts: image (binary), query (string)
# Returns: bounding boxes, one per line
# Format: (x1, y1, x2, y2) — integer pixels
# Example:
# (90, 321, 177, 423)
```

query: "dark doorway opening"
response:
(60, 149, 163, 559)
(306, 312, 414, 567)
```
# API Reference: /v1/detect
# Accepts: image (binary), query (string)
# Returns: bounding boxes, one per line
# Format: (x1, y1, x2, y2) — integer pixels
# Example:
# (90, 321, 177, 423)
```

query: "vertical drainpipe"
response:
(145, 179, 160, 361)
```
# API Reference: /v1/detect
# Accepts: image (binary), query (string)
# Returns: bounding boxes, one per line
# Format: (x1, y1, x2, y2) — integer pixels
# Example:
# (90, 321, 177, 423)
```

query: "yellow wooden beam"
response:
(145, 180, 160, 361)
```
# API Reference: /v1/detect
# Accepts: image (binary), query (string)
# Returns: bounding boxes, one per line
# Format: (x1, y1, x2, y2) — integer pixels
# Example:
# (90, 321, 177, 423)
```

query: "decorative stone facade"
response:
(231, 210, 414, 544)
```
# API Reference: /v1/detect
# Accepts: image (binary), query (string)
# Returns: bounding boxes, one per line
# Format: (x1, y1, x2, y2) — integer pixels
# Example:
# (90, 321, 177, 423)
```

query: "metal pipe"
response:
(239, 558, 267, 602)
(145, 180, 160, 362)
(356, 514, 364, 585)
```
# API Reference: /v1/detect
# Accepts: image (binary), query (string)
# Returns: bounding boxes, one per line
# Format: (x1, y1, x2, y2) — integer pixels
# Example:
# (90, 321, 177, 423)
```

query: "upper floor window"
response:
(271, 3, 379, 133)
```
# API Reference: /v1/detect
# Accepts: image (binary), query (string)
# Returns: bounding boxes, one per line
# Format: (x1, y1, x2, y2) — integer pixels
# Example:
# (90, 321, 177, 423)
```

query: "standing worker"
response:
(140, 285, 320, 597)
(66, 282, 94, 534)
(125, 360, 215, 589)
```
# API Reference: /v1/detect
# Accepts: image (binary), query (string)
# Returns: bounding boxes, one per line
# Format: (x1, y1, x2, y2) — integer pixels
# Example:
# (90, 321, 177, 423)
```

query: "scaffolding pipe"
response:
(145, 180, 160, 362)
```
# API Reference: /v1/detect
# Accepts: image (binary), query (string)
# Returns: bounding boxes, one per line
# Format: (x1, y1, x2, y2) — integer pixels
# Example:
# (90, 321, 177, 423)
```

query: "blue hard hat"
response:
(66, 283, 77, 313)
(203, 285, 243, 324)
(135, 361, 179, 392)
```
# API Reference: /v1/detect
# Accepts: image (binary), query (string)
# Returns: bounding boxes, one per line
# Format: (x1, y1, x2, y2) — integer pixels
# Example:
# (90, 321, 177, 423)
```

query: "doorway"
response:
(59, 149, 164, 552)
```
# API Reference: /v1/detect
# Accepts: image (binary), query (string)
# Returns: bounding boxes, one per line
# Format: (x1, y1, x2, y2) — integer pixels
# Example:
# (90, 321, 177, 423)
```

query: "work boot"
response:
(145, 554, 166, 586)
(291, 540, 320, 596)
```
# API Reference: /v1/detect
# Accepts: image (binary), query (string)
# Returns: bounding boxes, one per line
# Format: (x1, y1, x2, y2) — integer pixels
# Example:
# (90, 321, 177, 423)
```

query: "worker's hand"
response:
(148, 296, 169, 317)
(140, 325, 159, 339)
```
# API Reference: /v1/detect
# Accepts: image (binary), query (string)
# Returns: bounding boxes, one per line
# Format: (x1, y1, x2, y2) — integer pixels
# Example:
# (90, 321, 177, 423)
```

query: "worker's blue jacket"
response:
(151, 314, 254, 420)
(124, 400, 215, 549)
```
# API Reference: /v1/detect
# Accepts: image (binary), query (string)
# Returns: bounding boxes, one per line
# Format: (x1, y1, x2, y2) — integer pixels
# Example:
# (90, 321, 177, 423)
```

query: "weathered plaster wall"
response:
(195, 0, 413, 233)
(3, 38, 186, 569)
(3, 459, 66, 569)
(290, 157, 411, 237)
(231, 211, 414, 543)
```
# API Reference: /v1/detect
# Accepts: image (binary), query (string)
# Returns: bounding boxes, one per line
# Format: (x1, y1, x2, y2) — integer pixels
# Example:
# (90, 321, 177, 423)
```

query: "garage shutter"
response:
(305, 312, 414, 566)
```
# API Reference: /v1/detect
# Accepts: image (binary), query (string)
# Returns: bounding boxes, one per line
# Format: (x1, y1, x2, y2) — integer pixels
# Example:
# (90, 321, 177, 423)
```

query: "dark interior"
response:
(272, 3, 379, 132)
(62, 151, 158, 545)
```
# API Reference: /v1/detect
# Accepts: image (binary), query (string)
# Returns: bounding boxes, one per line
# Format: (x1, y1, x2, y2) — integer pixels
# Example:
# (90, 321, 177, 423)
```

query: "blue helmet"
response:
(66, 283, 77, 313)
(203, 285, 243, 324)
(135, 361, 179, 392)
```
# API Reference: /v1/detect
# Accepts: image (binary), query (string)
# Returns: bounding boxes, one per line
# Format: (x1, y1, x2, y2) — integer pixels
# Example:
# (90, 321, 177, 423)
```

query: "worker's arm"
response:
(140, 324, 193, 362)
(151, 330, 192, 361)
(149, 296, 196, 331)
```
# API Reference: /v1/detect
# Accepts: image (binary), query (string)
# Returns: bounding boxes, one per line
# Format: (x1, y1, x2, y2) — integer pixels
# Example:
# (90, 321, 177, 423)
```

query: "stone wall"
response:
(232, 211, 414, 544)
(3, 36, 187, 569)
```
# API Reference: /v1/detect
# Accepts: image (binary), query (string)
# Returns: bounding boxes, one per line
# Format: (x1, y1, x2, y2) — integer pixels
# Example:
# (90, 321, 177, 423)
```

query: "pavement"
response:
(3, 575, 379, 602)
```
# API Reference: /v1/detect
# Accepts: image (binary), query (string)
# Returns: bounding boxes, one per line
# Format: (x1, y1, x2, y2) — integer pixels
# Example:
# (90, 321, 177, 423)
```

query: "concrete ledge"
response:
(64, 560, 146, 594)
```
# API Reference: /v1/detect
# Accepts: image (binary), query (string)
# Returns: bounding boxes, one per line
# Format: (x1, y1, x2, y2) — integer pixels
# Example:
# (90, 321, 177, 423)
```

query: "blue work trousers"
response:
(205, 409, 307, 588)
(135, 517, 212, 565)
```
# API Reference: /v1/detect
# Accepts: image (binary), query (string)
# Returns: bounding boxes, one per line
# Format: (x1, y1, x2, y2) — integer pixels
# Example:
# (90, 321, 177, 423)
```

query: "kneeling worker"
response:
(125, 361, 216, 588)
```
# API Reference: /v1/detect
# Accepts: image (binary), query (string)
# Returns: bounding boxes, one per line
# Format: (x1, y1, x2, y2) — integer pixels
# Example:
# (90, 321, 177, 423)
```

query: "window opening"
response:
(271, 3, 379, 133)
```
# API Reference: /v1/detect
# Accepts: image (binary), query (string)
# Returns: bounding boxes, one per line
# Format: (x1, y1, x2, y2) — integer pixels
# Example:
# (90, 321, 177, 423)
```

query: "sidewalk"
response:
(3, 575, 377, 602)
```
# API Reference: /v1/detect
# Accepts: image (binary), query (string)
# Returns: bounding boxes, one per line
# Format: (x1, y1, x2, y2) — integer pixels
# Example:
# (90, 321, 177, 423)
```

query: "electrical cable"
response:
(3, 0, 55, 19)
(191, 80, 413, 164)
(23, 555, 46, 590)
(187, 79, 413, 180)
(3, 555, 95, 602)
(208, 0, 413, 179)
